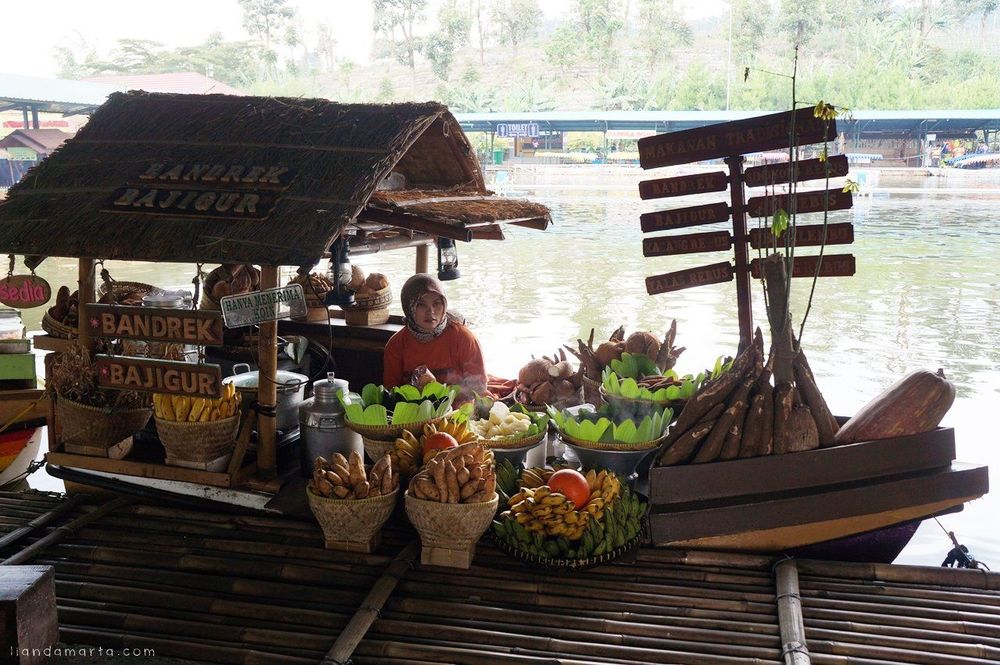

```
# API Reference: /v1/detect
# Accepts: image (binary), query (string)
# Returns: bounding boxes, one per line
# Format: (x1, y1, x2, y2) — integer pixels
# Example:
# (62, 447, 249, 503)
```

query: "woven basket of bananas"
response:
(388, 415, 478, 478)
(153, 386, 242, 464)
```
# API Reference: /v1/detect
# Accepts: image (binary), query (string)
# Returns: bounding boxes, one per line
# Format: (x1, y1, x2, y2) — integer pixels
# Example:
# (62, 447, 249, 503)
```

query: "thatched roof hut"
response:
(0, 92, 549, 266)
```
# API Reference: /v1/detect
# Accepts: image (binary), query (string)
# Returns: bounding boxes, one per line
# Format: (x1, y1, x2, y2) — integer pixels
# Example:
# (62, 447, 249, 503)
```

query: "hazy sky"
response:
(8, 0, 727, 79)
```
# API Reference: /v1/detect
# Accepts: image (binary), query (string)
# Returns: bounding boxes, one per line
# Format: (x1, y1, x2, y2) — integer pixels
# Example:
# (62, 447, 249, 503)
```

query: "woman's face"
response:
(412, 292, 446, 333)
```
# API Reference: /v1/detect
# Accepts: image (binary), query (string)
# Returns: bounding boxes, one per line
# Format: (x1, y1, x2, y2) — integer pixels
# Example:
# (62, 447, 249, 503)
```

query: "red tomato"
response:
(548, 469, 591, 509)
(423, 432, 458, 455)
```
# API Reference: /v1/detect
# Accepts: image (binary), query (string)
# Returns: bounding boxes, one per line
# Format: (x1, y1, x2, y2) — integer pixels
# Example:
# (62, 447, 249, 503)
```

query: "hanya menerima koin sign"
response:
(636, 107, 856, 346)
(220, 284, 306, 328)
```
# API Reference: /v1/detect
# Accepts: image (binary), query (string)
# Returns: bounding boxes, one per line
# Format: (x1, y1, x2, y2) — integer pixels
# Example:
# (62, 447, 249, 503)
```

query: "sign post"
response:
(637, 108, 854, 349)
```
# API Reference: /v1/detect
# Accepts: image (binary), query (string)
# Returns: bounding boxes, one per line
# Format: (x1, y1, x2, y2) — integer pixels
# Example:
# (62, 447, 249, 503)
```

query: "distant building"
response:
(0, 128, 72, 188)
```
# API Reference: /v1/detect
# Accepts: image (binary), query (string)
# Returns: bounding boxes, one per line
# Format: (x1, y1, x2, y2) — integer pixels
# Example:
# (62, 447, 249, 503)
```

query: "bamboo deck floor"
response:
(2, 490, 999, 665)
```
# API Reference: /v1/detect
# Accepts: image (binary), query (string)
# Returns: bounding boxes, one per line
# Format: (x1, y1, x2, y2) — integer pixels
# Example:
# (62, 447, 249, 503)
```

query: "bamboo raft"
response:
(1, 490, 999, 664)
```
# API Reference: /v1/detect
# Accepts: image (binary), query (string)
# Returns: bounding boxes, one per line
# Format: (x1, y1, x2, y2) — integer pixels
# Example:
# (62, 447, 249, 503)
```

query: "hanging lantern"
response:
(437, 237, 460, 281)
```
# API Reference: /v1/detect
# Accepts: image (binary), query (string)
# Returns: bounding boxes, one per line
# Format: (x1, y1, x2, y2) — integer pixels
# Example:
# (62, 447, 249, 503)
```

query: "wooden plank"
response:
(643, 231, 732, 258)
(360, 208, 472, 242)
(649, 427, 956, 506)
(45, 451, 233, 487)
(30, 335, 73, 353)
(638, 171, 728, 200)
(646, 261, 734, 295)
(744, 154, 850, 188)
(748, 222, 854, 249)
(94, 355, 222, 398)
(639, 107, 836, 169)
(469, 224, 505, 240)
(0, 389, 46, 425)
(747, 188, 853, 218)
(0, 565, 58, 664)
(257, 265, 279, 481)
(84, 304, 223, 346)
(649, 463, 988, 546)
(749, 254, 856, 278)
(640, 202, 731, 233)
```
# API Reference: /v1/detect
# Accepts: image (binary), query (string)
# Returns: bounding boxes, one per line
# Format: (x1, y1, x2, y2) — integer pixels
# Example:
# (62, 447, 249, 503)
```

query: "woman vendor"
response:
(382, 274, 487, 396)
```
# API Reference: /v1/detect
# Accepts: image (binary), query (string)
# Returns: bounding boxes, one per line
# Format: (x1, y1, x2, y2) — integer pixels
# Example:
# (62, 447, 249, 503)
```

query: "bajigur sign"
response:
(640, 202, 731, 233)
(95, 355, 222, 398)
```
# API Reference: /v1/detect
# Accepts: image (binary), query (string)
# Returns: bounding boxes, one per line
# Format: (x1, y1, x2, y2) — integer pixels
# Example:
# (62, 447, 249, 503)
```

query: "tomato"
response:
(548, 469, 591, 510)
(423, 431, 458, 455)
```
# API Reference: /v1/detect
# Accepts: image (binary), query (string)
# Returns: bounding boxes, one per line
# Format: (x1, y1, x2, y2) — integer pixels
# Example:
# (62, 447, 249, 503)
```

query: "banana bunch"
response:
(153, 384, 241, 423)
(422, 418, 477, 445)
(494, 484, 645, 560)
(519, 466, 553, 489)
(504, 486, 591, 540)
(390, 416, 479, 476)
(585, 468, 622, 506)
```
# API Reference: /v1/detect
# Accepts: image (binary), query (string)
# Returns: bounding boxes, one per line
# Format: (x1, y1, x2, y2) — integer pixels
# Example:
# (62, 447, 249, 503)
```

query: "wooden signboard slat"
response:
(747, 188, 853, 218)
(638, 171, 728, 200)
(95, 355, 222, 398)
(744, 155, 850, 188)
(748, 222, 854, 249)
(639, 108, 836, 170)
(749, 254, 856, 278)
(84, 304, 224, 346)
(640, 202, 731, 233)
(643, 231, 732, 258)
(646, 261, 734, 295)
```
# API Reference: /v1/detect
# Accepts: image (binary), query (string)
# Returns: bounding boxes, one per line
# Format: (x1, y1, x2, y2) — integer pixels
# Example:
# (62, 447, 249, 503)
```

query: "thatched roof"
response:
(0, 92, 547, 266)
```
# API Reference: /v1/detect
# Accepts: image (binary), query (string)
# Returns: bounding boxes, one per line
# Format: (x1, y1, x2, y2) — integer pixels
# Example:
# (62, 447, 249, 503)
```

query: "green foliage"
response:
(492, 0, 541, 57)
(548, 404, 671, 444)
(423, 0, 471, 81)
(670, 62, 726, 110)
(238, 0, 295, 47)
(636, 0, 692, 69)
(373, 0, 429, 71)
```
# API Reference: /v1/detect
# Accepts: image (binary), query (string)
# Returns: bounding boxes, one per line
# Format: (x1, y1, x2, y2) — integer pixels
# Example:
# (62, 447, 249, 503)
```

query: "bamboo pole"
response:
(321, 540, 419, 664)
(805, 617, 1000, 648)
(806, 626, 1000, 662)
(415, 243, 429, 274)
(0, 494, 88, 551)
(257, 264, 279, 480)
(807, 636, 995, 665)
(802, 579, 1000, 608)
(800, 594, 1000, 626)
(803, 605, 1000, 639)
(355, 639, 608, 665)
(1, 496, 128, 565)
(795, 559, 1000, 592)
(775, 558, 811, 665)
(77, 258, 96, 351)
(800, 586, 1000, 616)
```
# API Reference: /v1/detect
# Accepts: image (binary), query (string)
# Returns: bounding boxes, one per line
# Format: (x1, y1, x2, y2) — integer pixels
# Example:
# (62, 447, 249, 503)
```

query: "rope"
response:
(781, 641, 810, 657)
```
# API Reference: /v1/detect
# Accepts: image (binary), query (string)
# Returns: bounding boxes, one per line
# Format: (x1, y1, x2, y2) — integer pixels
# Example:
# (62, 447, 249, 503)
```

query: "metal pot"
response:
(226, 363, 307, 431)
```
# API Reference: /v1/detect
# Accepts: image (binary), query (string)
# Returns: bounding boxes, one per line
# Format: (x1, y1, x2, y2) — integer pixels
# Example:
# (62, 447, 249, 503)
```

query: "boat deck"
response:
(2, 490, 999, 664)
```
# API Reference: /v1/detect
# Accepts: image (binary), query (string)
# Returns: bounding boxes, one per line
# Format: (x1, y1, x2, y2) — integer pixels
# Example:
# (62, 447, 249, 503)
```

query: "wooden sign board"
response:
(643, 231, 732, 258)
(744, 155, 850, 188)
(639, 108, 836, 169)
(747, 188, 853, 218)
(646, 261, 734, 295)
(750, 254, 856, 279)
(220, 284, 306, 328)
(0, 274, 50, 308)
(640, 202, 731, 233)
(749, 223, 854, 250)
(84, 304, 224, 346)
(638, 171, 728, 200)
(95, 355, 222, 398)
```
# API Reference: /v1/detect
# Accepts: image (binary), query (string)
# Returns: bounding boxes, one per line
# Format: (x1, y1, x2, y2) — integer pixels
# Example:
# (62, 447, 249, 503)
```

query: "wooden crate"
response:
(0, 566, 58, 665)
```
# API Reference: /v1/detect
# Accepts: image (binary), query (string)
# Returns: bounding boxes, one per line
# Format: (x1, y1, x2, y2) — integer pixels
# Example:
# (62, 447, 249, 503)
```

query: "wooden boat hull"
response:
(0, 427, 41, 486)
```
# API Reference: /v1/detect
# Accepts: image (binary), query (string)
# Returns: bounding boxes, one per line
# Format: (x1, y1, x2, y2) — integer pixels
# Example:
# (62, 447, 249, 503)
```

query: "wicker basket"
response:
(349, 286, 392, 311)
(346, 413, 451, 442)
(558, 430, 664, 452)
(405, 491, 499, 551)
(56, 398, 152, 449)
(599, 387, 685, 417)
(97, 280, 155, 301)
(307, 486, 398, 551)
(362, 435, 397, 462)
(478, 429, 544, 451)
(42, 312, 78, 339)
(492, 530, 642, 572)
(156, 414, 241, 464)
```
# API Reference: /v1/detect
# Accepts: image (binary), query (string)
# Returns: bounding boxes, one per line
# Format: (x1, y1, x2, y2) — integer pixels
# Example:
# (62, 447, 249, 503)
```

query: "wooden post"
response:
(725, 156, 753, 351)
(775, 558, 811, 665)
(257, 265, 279, 480)
(415, 243, 429, 274)
(77, 258, 96, 352)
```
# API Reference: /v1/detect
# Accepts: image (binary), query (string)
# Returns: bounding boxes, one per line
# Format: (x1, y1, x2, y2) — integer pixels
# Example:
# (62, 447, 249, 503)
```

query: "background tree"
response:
(423, 0, 471, 81)
(777, 0, 829, 46)
(237, 0, 295, 48)
(635, 0, 692, 69)
(544, 23, 582, 77)
(576, 0, 625, 71)
(729, 0, 772, 66)
(491, 0, 540, 59)
(470, 0, 493, 64)
(315, 23, 337, 71)
(373, 0, 428, 76)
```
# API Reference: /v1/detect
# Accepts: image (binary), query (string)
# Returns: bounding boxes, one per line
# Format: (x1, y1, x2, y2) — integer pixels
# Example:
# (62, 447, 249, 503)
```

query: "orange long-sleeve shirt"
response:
(382, 321, 486, 393)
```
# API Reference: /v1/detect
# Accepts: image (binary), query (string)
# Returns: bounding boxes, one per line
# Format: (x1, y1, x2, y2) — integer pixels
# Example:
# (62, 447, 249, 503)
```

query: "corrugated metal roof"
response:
(0, 72, 117, 113)
(83, 72, 247, 96)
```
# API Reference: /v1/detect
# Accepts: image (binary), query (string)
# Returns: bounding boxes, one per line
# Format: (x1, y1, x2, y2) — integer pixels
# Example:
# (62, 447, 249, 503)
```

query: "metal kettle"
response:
(299, 373, 362, 476)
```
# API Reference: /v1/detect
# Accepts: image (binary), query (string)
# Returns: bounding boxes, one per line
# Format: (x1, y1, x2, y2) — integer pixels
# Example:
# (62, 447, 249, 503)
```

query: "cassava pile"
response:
(514, 349, 582, 407)
(408, 441, 495, 503)
(310, 451, 398, 499)
(570, 321, 686, 382)
(656, 327, 838, 466)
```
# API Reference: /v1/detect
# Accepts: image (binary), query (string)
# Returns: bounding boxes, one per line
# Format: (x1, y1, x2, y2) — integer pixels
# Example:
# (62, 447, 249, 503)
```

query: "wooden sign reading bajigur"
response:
(646, 262, 734, 295)
(744, 155, 850, 188)
(95, 355, 222, 398)
(640, 202, 731, 233)
(643, 231, 732, 257)
(749, 223, 854, 250)
(84, 304, 224, 346)
(749, 254, 856, 279)
(0, 274, 51, 308)
(746, 188, 853, 218)
(639, 108, 835, 169)
(638, 172, 728, 200)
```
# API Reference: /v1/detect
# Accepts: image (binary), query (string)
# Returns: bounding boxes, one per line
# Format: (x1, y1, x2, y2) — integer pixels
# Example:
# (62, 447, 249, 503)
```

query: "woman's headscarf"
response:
(399, 273, 463, 342)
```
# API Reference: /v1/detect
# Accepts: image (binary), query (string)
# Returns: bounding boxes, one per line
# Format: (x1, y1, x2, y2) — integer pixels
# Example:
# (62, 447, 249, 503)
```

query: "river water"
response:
(20, 166, 1000, 567)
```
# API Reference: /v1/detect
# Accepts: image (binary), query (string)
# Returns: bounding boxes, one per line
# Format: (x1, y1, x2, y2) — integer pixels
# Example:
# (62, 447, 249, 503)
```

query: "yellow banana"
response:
(189, 398, 207, 422)
(585, 469, 598, 490)
(161, 394, 175, 420)
(540, 494, 566, 506)
(199, 406, 212, 422)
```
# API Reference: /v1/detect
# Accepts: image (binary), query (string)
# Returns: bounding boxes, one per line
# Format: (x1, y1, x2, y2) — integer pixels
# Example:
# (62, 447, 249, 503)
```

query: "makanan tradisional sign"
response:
(103, 163, 294, 221)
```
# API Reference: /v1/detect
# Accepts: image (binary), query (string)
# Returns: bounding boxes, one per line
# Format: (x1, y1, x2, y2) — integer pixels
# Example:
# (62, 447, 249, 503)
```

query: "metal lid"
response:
(226, 368, 308, 392)
(142, 290, 189, 308)
(313, 378, 349, 400)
